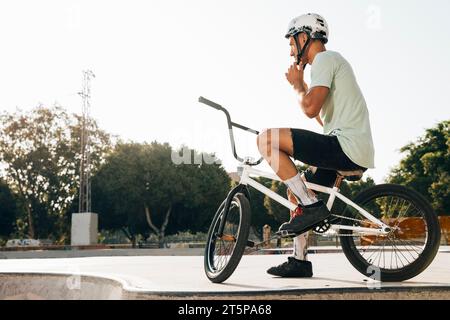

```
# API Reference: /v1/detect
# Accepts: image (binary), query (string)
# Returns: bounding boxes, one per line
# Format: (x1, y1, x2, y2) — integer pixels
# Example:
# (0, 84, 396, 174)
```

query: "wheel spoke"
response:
(206, 198, 245, 278)
(396, 237, 422, 256)
(377, 238, 385, 267)
(390, 238, 400, 269)
(390, 238, 411, 267)
(347, 191, 431, 272)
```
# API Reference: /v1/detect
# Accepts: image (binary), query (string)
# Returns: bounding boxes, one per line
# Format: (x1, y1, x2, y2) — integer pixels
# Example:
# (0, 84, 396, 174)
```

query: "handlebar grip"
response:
(198, 96, 224, 111)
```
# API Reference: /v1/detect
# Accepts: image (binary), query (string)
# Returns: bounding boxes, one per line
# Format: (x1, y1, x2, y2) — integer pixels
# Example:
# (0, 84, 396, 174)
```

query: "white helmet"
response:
(285, 13, 329, 44)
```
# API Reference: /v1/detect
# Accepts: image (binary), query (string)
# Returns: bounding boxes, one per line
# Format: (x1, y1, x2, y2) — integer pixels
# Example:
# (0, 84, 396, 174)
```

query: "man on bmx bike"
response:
(257, 13, 375, 277)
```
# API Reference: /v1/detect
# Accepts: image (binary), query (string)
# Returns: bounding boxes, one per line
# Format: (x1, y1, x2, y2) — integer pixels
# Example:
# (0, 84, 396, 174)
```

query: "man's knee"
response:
(278, 128, 294, 156)
(257, 129, 274, 153)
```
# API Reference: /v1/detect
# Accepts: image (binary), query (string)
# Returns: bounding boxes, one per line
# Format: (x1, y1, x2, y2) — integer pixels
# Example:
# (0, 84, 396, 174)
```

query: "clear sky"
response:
(0, 0, 449, 183)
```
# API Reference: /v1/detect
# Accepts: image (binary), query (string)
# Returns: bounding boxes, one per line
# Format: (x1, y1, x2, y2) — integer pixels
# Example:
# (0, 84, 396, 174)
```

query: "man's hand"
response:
(303, 80, 309, 92)
(285, 61, 329, 119)
(285, 62, 306, 94)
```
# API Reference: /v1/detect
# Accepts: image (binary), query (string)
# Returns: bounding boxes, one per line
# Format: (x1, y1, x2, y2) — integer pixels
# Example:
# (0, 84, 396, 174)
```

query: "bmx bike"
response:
(199, 96, 441, 284)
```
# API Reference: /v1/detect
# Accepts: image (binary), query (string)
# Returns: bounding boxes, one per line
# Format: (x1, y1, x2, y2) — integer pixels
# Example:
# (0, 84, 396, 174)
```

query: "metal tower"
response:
(78, 70, 95, 213)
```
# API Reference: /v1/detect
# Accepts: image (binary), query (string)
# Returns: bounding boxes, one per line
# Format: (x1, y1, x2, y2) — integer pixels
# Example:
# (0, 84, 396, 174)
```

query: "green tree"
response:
(264, 179, 290, 223)
(90, 143, 144, 246)
(388, 120, 449, 215)
(91, 142, 230, 247)
(0, 106, 111, 241)
(0, 179, 19, 240)
(245, 177, 279, 240)
(169, 149, 231, 234)
(334, 176, 376, 214)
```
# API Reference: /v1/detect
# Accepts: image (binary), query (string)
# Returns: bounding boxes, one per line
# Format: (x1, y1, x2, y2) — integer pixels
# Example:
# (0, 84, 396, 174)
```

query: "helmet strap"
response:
(294, 33, 311, 67)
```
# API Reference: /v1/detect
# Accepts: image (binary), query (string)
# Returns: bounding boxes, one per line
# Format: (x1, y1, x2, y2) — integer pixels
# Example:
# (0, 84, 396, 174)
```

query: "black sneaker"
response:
(278, 200, 331, 236)
(267, 257, 313, 277)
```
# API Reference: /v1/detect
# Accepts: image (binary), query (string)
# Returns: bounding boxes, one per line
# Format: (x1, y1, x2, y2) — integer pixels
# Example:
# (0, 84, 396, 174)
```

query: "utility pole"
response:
(78, 70, 95, 213)
(71, 70, 98, 246)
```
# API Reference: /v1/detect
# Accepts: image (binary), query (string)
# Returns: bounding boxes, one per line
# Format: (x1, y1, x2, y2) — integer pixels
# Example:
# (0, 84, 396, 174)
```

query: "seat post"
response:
(334, 175, 344, 189)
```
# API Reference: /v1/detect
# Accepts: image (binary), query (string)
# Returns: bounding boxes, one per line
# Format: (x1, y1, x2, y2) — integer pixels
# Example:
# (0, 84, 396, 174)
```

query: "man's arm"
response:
(293, 83, 329, 119)
(302, 81, 323, 126)
(285, 63, 329, 119)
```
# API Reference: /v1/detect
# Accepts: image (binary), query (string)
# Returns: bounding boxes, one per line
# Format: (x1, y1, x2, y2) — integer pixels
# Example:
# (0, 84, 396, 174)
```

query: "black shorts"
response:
(290, 128, 367, 187)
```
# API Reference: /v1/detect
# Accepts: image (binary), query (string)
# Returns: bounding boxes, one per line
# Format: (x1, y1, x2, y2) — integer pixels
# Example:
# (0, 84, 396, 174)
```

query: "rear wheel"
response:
(340, 184, 441, 282)
(204, 193, 251, 283)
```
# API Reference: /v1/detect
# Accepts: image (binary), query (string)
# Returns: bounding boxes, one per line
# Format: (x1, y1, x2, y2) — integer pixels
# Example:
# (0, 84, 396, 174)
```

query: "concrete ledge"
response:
(0, 273, 122, 300)
(125, 287, 450, 300)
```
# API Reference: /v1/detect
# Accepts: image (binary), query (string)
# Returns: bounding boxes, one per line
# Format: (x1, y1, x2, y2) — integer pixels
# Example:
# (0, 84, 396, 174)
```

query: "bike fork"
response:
(216, 184, 250, 238)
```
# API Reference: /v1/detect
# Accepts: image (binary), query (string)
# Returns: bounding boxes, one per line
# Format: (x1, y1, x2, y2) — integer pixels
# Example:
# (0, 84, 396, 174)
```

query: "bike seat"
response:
(337, 169, 364, 181)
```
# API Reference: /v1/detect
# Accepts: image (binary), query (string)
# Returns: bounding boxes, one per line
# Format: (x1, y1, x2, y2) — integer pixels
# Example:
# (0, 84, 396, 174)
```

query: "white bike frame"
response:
(197, 96, 391, 236)
(238, 164, 392, 236)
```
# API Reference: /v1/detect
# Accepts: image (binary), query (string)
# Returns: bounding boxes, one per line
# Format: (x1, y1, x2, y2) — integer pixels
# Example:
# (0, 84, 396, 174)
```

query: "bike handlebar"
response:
(198, 96, 263, 166)
(198, 96, 224, 112)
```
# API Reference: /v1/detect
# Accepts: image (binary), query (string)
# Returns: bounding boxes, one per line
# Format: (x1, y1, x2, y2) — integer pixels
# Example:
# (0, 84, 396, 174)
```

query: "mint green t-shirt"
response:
(310, 50, 375, 169)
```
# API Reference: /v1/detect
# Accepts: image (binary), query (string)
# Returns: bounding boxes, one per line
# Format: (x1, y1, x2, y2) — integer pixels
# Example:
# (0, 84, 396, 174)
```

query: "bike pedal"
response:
(246, 240, 255, 247)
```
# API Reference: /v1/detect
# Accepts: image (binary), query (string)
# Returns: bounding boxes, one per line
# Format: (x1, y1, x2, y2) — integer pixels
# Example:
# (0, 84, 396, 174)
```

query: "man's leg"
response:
(258, 128, 331, 236)
(266, 173, 314, 278)
(256, 128, 318, 205)
(294, 233, 309, 260)
(288, 187, 309, 261)
(266, 187, 313, 277)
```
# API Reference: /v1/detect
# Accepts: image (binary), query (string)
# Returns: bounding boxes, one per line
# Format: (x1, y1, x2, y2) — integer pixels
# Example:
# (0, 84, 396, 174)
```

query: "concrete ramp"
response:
(0, 273, 122, 299)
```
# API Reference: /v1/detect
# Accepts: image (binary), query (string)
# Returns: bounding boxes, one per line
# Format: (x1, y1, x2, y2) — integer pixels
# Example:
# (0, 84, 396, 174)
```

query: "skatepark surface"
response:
(0, 249, 449, 300)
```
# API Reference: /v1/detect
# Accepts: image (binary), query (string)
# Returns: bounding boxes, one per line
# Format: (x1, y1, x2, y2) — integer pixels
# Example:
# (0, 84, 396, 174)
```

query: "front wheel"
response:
(204, 193, 251, 283)
(340, 184, 441, 282)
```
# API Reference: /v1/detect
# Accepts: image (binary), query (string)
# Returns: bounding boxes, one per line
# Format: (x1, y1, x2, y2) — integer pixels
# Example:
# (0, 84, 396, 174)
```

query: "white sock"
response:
(284, 172, 318, 206)
(293, 232, 309, 260)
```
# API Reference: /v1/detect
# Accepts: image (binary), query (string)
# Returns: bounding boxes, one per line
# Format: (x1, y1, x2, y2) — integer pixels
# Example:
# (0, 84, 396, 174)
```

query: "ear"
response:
(300, 33, 308, 45)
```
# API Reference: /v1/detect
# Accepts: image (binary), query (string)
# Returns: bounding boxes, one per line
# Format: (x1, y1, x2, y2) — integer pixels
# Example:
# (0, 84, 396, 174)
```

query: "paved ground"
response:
(0, 250, 449, 299)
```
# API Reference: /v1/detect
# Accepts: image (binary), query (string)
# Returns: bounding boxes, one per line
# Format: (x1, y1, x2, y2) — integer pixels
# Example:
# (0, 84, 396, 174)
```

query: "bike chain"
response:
(330, 213, 367, 224)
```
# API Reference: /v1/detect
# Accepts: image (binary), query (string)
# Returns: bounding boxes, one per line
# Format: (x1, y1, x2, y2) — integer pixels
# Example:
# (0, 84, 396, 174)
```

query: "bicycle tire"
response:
(204, 193, 252, 283)
(340, 184, 441, 282)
